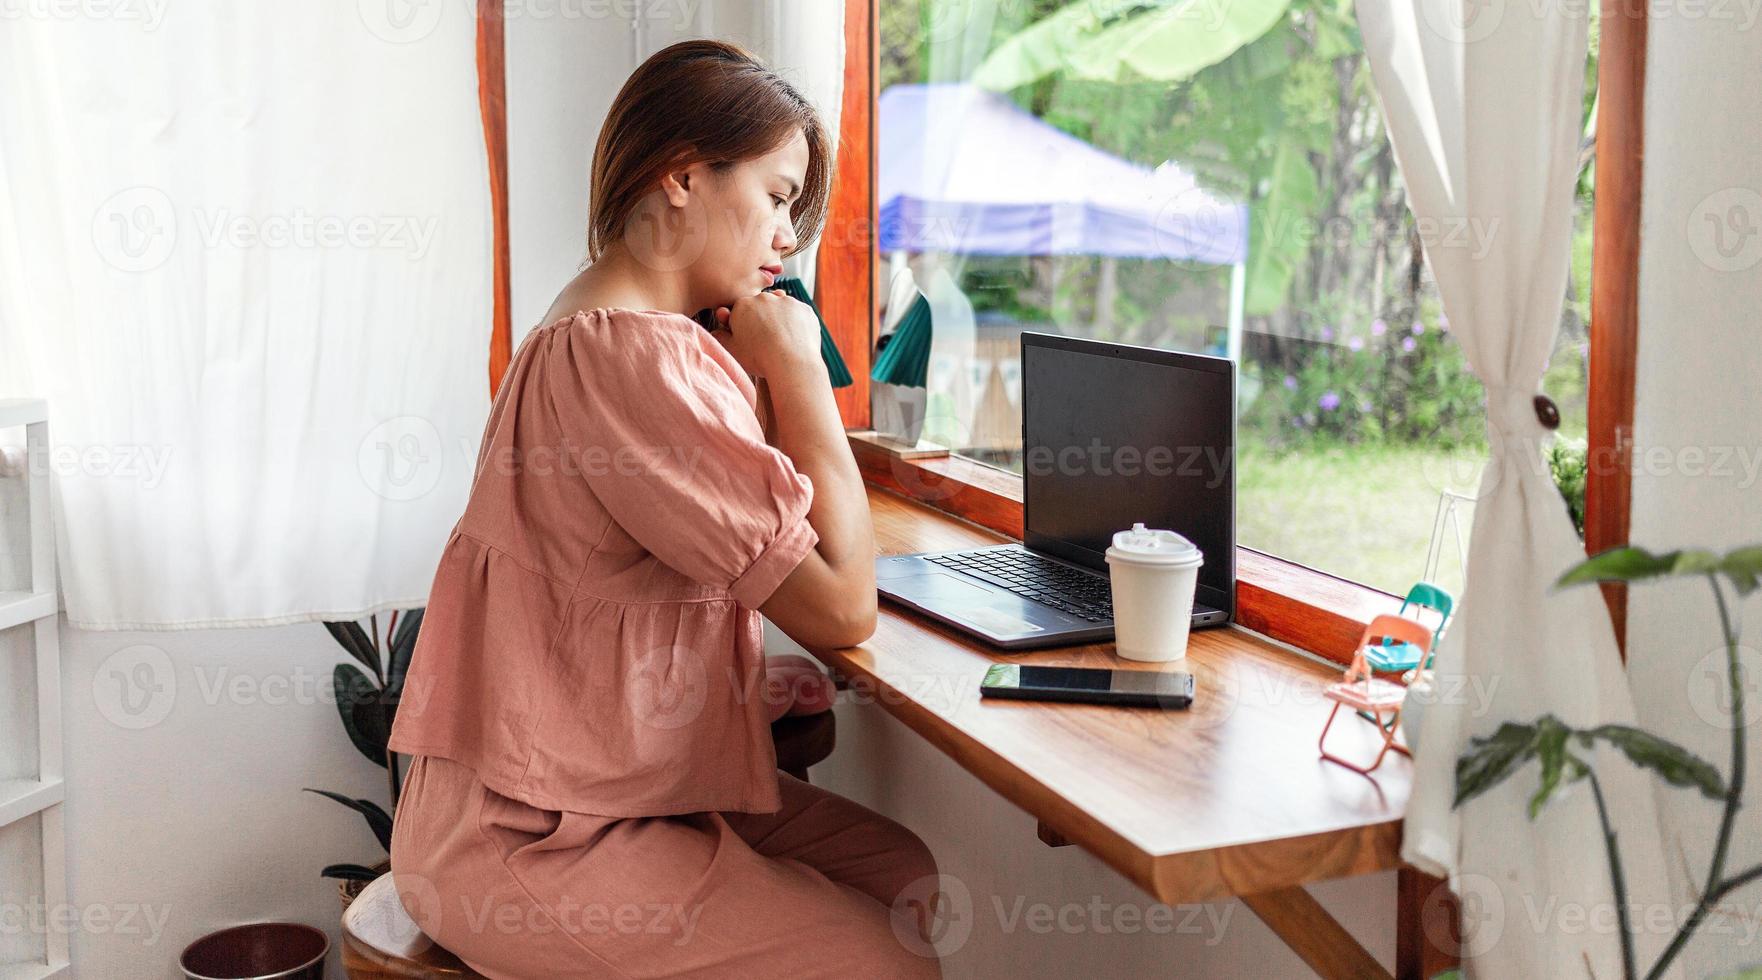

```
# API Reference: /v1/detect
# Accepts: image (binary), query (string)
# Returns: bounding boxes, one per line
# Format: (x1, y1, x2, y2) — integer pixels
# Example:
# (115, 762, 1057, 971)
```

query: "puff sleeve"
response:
(549, 312, 820, 610)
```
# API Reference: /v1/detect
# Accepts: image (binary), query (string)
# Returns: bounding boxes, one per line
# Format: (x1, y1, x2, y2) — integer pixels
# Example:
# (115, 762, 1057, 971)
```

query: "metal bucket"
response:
(180, 922, 328, 980)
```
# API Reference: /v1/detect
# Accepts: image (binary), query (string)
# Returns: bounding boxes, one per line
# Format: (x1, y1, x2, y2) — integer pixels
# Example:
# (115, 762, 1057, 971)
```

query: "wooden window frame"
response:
(816, 0, 1646, 665)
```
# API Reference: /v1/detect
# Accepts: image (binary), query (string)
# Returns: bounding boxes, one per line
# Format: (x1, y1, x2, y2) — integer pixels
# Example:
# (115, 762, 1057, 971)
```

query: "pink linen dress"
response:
(386, 309, 941, 978)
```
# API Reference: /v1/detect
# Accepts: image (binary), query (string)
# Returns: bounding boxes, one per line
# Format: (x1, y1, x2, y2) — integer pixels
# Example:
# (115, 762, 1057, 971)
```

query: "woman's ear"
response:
(658, 166, 691, 207)
(658, 149, 701, 207)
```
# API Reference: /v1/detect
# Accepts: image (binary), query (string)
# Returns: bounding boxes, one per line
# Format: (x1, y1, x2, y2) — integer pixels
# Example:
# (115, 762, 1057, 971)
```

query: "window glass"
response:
(876, 0, 1596, 597)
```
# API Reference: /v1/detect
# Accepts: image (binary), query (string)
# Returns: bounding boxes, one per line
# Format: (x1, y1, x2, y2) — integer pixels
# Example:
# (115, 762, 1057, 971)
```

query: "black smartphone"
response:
(979, 664, 1195, 709)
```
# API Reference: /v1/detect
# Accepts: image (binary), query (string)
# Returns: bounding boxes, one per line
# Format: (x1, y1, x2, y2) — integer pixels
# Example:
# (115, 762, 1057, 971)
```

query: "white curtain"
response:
(1355, 2, 1679, 976)
(0, 2, 492, 629)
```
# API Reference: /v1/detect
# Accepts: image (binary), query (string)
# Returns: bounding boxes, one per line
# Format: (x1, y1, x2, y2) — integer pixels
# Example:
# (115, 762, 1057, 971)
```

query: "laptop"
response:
(875, 332, 1236, 650)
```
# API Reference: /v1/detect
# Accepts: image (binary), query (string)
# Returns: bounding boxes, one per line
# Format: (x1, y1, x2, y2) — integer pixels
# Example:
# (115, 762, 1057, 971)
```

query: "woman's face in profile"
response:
(635, 128, 809, 309)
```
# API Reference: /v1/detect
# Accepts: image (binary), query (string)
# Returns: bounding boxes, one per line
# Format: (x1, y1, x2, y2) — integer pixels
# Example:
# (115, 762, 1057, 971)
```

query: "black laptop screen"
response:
(1020, 333, 1235, 614)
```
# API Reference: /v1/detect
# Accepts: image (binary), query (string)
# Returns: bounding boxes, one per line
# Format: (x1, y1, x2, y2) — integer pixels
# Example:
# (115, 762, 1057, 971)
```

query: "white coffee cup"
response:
(1105, 522, 1204, 663)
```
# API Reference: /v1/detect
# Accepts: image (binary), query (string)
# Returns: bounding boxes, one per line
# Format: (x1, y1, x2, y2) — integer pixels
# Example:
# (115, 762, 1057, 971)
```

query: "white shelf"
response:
(0, 962, 70, 980)
(0, 398, 47, 430)
(0, 778, 63, 828)
(0, 592, 55, 632)
(1, 399, 66, 974)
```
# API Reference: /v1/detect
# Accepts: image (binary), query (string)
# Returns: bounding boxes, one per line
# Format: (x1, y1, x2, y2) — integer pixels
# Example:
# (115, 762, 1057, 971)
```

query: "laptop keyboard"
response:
(925, 549, 1114, 622)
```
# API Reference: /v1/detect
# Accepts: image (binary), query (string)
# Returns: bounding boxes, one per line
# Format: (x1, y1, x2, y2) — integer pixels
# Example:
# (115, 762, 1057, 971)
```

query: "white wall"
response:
(1625, 7, 1762, 977)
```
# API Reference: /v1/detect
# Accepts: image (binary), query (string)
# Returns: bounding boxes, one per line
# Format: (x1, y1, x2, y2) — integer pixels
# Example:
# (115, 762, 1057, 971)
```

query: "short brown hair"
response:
(586, 39, 834, 264)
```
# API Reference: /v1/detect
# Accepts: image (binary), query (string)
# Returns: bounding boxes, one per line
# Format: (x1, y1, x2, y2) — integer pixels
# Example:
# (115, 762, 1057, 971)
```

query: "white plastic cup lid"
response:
(1106, 522, 1203, 565)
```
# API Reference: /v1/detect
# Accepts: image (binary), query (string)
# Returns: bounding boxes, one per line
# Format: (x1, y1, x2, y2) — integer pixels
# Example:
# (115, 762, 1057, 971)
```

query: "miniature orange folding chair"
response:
(1319, 614, 1433, 774)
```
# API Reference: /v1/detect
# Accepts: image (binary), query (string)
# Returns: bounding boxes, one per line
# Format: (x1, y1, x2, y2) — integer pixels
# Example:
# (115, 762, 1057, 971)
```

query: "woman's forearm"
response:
(763, 357, 874, 585)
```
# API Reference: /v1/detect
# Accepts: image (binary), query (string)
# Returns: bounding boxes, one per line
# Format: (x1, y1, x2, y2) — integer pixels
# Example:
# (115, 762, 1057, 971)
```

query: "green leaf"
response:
(333, 664, 388, 769)
(1245, 140, 1319, 315)
(971, 0, 1164, 90)
(1555, 546, 1723, 589)
(304, 788, 393, 852)
(1528, 717, 1577, 818)
(351, 693, 393, 768)
(324, 620, 383, 683)
(1309, 6, 1360, 59)
(1720, 545, 1762, 597)
(1067, 0, 1292, 83)
(387, 607, 425, 700)
(1455, 720, 1539, 809)
(321, 864, 383, 882)
(1585, 724, 1727, 801)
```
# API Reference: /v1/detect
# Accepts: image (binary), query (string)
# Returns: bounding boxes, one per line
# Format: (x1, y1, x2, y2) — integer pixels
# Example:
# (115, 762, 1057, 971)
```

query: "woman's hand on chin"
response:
(762, 653, 837, 723)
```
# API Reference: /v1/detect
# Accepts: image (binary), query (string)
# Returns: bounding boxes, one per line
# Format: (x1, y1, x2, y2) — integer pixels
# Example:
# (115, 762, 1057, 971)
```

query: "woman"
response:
(386, 39, 943, 979)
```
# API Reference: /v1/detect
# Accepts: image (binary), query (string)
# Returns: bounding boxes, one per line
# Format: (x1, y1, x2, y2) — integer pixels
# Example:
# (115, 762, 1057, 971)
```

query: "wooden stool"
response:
(341, 712, 838, 978)
(771, 709, 837, 782)
(343, 873, 484, 979)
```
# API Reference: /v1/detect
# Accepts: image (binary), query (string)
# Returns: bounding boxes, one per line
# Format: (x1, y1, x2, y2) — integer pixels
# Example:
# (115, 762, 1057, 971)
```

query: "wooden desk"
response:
(803, 486, 1452, 980)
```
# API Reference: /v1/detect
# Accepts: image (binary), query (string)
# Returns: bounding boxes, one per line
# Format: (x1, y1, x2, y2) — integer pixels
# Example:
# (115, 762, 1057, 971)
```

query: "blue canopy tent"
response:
(877, 82, 1250, 360)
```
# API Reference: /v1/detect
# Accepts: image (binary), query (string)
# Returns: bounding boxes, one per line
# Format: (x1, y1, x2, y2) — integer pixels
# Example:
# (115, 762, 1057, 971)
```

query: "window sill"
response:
(849, 431, 1404, 666)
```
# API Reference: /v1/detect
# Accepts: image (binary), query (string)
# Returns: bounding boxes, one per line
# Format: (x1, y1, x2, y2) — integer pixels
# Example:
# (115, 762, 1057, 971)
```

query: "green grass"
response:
(1237, 442, 1486, 598)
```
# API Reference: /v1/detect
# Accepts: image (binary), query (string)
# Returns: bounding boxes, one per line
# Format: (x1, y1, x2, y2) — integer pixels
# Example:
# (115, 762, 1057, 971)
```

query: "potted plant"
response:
(1457, 544, 1762, 979)
(304, 608, 423, 908)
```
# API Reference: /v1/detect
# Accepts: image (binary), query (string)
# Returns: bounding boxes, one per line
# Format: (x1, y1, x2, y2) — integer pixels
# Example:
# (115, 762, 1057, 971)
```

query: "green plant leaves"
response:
(1583, 725, 1726, 801)
(1529, 716, 1583, 819)
(321, 863, 383, 882)
(1721, 546, 1762, 597)
(1246, 139, 1320, 315)
(971, 0, 1293, 90)
(324, 620, 382, 683)
(1069, 0, 1293, 84)
(334, 663, 388, 769)
(1556, 544, 1762, 597)
(970, 0, 1126, 91)
(304, 789, 393, 852)
(1455, 720, 1540, 809)
(387, 607, 425, 700)
(1456, 715, 1726, 817)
